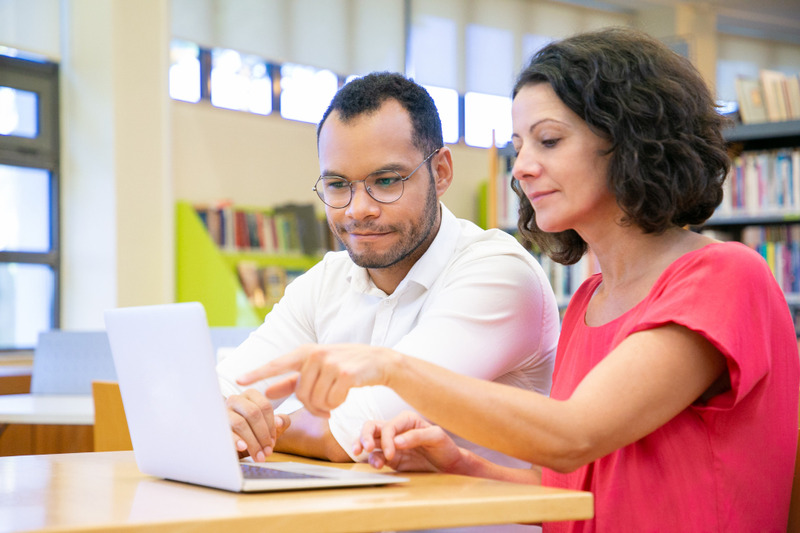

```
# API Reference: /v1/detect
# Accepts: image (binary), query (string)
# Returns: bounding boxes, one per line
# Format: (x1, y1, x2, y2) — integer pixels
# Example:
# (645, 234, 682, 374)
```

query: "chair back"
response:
(92, 380, 133, 451)
(30, 330, 117, 394)
(209, 326, 254, 362)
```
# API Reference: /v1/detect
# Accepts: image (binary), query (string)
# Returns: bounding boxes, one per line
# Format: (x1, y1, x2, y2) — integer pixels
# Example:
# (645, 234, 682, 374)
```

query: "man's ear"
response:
(431, 146, 454, 198)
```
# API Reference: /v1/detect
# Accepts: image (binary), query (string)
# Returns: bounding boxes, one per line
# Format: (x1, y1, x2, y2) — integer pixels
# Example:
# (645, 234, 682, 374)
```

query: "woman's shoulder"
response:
(673, 240, 767, 272)
(657, 241, 775, 297)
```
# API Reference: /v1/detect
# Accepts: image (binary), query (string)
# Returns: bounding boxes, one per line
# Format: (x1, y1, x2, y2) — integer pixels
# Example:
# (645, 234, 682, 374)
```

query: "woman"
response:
(240, 28, 799, 531)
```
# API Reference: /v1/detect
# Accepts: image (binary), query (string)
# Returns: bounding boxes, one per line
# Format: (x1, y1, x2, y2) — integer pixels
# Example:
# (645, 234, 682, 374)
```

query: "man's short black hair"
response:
(317, 72, 444, 157)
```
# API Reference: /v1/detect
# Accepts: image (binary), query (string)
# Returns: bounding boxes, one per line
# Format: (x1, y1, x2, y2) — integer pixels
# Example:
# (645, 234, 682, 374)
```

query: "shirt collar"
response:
(346, 203, 459, 296)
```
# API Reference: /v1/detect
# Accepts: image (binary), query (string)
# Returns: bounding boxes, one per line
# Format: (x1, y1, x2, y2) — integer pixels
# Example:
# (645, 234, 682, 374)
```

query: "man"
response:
(217, 72, 559, 466)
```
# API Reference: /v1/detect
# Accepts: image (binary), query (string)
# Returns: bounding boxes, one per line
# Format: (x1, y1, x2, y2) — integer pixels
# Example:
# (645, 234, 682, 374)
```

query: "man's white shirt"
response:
(217, 204, 559, 465)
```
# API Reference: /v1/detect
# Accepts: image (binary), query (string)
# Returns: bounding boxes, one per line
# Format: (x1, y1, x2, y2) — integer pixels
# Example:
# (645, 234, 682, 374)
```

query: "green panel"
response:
(476, 180, 488, 230)
(220, 252, 320, 271)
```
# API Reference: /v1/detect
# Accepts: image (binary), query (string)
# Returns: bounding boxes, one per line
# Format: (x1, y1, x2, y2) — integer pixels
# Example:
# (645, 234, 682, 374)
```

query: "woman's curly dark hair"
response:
(512, 27, 731, 265)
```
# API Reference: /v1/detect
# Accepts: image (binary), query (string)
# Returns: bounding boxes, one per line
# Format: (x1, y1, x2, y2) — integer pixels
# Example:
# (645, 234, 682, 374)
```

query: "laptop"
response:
(103, 301, 407, 492)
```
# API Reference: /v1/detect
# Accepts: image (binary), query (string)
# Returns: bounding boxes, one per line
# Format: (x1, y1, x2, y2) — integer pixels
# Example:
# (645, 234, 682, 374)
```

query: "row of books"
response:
(703, 225, 800, 296)
(735, 70, 800, 124)
(495, 172, 521, 230)
(235, 262, 303, 310)
(741, 225, 800, 296)
(195, 202, 334, 256)
(535, 250, 600, 306)
(717, 148, 800, 215)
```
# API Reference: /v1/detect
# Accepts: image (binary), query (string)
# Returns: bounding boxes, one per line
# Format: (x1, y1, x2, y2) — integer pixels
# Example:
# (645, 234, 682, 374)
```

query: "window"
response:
(169, 39, 202, 103)
(464, 92, 512, 148)
(465, 24, 514, 97)
(0, 86, 38, 137)
(423, 85, 460, 144)
(211, 48, 272, 115)
(0, 53, 60, 350)
(279, 64, 339, 124)
(407, 15, 457, 89)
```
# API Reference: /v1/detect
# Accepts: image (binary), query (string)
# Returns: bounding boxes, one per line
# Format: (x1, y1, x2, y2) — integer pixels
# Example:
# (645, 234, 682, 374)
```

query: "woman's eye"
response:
(541, 138, 559, 148)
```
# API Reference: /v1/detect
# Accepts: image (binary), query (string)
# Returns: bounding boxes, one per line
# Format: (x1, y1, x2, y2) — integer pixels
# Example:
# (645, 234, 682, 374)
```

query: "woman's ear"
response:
(431, 146, 454, 198)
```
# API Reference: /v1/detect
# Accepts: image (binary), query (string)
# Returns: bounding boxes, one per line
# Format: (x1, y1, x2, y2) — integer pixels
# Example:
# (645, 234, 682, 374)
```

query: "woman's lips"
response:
(529, 190, 556, 203)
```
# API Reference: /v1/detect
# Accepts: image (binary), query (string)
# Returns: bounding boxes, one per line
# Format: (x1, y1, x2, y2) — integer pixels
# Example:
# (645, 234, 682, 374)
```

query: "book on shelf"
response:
(536, 249, 600, 306)
(235, 262, 304, 309)
(760, 69, 790, 123)
(262, 265, 288, 306)
(274, 204, 326, 256)
(717, 148, 800, 216)
(194, 202, 331, 256)
(786, 75, 800, 120)
(739, 225, 800, 296)
(735, 77, 768, 125)
(496, 172, 520, 230)
(236, 261, 267, 308)
(700, 224, 800, 297)
(734, 71, 800, 124)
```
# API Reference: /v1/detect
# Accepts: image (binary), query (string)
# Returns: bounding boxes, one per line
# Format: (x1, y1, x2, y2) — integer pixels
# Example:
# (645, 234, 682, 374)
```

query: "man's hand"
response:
(225, 388, 291, 462)
(355, 411, 468, 474)
(236, 344, 401, 418)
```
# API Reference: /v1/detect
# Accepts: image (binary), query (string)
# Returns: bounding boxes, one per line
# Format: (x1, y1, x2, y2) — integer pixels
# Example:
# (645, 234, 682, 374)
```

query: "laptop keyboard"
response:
(241, 463, 323, 480)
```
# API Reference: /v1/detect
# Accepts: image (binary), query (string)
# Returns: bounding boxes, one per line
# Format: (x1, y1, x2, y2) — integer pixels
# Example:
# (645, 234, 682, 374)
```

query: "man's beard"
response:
(333, 184, 439, 269)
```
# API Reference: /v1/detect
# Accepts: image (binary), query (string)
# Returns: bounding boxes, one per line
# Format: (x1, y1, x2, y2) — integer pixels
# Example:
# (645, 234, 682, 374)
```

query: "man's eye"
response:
(370, 172, 402, 188)
(325, 179, 349, 190)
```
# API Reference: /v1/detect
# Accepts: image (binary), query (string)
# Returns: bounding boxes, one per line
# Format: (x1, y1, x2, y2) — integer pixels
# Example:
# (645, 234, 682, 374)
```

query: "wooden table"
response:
(0, 394, 94, 456)
(0, 451, 594, 532)
(0, 364, 32, 395)
(0, 394, 93, 425)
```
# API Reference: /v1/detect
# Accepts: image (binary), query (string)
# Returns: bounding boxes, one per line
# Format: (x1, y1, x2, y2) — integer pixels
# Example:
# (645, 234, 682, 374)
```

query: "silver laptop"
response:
(103, 302, 407, 492)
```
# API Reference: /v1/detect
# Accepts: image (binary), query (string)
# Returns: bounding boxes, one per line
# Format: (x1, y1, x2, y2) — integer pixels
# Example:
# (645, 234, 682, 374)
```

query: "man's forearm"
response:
(274, 408, 352, 462)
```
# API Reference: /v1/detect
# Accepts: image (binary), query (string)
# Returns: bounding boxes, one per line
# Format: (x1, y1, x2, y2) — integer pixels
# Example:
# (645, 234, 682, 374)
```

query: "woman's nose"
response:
(511, 148, 541, 183)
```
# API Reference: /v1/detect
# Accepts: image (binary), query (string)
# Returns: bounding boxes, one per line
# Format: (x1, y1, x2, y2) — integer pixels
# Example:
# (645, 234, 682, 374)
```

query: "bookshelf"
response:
(699, 120, 800, 320)
(175, 201, 323, 327)
(485, 121, 800, 313)
(735, 71, 800, 126)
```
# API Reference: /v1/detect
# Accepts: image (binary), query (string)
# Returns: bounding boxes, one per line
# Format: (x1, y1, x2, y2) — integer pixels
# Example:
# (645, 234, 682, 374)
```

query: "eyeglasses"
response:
(313, 148, 441, 209)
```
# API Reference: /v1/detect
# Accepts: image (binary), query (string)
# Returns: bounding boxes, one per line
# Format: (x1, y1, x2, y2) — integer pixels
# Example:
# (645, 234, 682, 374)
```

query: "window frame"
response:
(0, 54, 61, 348)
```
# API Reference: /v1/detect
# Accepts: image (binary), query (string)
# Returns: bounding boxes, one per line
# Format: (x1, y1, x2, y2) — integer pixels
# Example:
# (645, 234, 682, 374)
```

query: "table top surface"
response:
(0, 450, 593, 533)
(0, 364, 32, 378)
(0, 393, 94, 425)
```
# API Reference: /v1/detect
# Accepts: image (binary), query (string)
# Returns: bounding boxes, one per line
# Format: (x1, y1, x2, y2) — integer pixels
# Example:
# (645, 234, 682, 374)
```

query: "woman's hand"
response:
(356, 411, 469, 474)
(236, 344, 402, 418)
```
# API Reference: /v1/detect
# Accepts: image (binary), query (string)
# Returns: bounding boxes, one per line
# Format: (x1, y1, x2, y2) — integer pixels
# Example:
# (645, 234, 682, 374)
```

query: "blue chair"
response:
(209, 327, 254, 362)
(30, 331, 117, 395)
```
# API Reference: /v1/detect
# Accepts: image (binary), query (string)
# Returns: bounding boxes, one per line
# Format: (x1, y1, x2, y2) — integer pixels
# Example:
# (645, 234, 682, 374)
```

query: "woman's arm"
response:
(240, 323, 727, 471)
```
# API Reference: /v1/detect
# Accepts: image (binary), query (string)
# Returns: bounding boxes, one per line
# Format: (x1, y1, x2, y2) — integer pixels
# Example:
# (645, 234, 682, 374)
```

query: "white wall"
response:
(1, 0, 175, 329)
(171, 100, 490, 221)
(0, 0, 61, 60)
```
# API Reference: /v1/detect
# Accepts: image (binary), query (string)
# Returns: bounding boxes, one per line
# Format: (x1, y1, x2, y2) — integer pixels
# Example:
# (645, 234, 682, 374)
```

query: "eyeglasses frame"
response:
(313, 148, 441, 209)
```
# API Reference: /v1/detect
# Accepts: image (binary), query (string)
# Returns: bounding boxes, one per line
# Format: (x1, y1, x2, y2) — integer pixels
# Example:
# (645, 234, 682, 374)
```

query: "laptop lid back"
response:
(104, 302, 244, 492)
